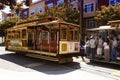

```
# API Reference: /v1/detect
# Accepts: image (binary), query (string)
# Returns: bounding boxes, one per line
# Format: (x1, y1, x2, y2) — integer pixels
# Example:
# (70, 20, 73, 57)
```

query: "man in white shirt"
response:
(90, 36, 96, 59)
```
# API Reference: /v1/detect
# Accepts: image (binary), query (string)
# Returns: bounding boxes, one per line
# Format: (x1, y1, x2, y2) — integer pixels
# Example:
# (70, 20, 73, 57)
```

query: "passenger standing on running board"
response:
(97, 35, 103, 59)
(85, 37, 90, 58)
(90, 35, 96, 59)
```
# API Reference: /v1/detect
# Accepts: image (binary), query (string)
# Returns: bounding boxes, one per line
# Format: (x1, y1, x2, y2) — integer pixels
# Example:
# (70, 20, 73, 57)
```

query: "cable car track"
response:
(62, 61, 120, 80)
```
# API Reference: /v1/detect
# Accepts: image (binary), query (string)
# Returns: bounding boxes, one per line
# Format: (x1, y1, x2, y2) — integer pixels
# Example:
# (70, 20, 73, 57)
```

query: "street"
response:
(0, 46, 120, 80)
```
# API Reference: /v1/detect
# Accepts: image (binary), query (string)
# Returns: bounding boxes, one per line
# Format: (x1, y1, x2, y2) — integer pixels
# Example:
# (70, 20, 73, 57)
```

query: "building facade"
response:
(69, 0, 80, 10)
(20, 8, 29, 19)
(83, 0, 109, 29)
(45, 0, 80, 10)
(45, 0, 68, 8)
(29, 0, 45, 17)
(109, 0, 120, 5)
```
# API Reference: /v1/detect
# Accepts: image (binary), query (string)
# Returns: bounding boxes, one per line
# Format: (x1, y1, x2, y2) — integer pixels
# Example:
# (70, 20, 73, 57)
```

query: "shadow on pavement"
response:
(0, 53, 81, 74)
(0, 43, 5, 46)
(87, 60, 120, 70)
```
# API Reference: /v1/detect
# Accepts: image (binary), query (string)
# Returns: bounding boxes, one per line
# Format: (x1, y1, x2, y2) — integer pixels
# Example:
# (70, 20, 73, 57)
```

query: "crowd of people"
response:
(81, 34, 120, 62)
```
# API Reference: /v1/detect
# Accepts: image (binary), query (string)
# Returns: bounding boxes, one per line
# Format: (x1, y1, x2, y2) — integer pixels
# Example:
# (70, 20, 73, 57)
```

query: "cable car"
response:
(5, 17, 81, 63)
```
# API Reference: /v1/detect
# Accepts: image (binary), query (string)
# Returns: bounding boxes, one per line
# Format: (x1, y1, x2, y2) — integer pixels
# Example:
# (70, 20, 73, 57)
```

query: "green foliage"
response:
(36, 3, 80, 25)
(8, 2, 80, 25)
(95, 5, 120, 26)
(0, 16, 18, 36)
(0, 0, 16, 10)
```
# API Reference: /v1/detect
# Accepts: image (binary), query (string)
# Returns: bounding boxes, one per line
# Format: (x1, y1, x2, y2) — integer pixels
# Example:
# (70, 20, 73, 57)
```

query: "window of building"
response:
(72, 7, 77, 11)
(38, 7, 43, 13)
(86, 19, 96, 28)
(23, 11, 28, 18)
(0, 12, 2, 21)
(110, 0, 115, 5)
(47, 3, 53, 8)
(57, 0, 64, 7)
(116, 0, 120, 3)
(84, 3, 94, 13)
(30, 9, 35, 15)
(109, 0, 120, 5)
(70, 0, 76, 3)
(20, 12, 22, 17)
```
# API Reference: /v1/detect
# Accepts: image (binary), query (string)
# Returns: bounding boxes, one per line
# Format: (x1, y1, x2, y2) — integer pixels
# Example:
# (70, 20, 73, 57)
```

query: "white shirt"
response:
(85, 40, 90, 47)
(103, 42, 109, 49)
(90, 38, 96, 48)
(112, 40, 118, 47)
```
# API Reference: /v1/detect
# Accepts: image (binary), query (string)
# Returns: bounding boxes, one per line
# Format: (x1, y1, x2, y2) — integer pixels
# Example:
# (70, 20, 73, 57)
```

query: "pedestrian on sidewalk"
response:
(80, 41, 85, 62)
(85, 37, 91, 58)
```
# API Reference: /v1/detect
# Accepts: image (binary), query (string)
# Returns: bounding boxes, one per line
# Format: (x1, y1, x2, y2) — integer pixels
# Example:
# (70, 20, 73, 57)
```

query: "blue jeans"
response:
(86, 46, 90, 56)
(91, 48, 96, 59)
(111, 48, 117, 61)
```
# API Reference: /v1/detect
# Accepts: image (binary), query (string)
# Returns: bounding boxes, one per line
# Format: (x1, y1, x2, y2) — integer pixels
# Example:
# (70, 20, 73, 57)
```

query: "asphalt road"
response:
(0, 46, 120, 80)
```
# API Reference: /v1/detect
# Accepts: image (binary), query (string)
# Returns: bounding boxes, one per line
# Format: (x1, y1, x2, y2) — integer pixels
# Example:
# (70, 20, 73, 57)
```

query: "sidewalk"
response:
(73, 56, 90, 63)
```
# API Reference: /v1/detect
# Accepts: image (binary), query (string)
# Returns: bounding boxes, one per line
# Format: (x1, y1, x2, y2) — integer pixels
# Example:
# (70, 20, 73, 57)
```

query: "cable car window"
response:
(69, 27, 74, 40)
(42, 31, 48, 40)
(62, 28, 67, 39)
(22, 29, 26, 38)
(60, 24, 67, 40)
(74, 30, 79, 41)
(7, 31, 12, 39)
(37, 30, 41, 43)
(70, 31, 73, 40)
(51, 31, 56, 41)
(14, 31, 20, 38)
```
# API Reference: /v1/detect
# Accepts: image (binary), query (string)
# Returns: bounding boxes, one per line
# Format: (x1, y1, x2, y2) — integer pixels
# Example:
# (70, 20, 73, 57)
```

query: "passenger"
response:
(111, 45, 117, 62)
(103, 41, 110, 61)
(90, 36, 96, 59)
(85, 37, 90, 58)
(112, 37, 118, 50)
(97, 35, 103, 59)
(111, 37, 118, 62)
(117, 38, 120, 57)
(80, 41, 85, 62)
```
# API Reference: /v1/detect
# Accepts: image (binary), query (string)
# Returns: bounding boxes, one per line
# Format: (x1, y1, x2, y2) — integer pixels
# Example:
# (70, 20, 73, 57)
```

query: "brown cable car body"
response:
(5, 17, 81, 63)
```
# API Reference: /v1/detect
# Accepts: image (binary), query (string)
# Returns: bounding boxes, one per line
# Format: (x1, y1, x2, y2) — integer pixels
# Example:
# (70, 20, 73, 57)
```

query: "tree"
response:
(95, 5, 120, 26)
(0, 0, 16, 10)
(14, 2, 24, 16)
(0, 0, 24, 17)
(0, 16, 18, 38)
(36, 3, 80, 25)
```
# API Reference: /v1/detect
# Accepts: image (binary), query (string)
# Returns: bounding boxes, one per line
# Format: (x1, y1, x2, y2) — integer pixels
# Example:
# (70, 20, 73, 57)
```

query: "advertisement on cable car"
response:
(59, 41, 80, 54)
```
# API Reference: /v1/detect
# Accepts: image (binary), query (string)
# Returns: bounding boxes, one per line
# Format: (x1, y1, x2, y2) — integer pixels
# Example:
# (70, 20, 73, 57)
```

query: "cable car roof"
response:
(86, 25, 116, 31)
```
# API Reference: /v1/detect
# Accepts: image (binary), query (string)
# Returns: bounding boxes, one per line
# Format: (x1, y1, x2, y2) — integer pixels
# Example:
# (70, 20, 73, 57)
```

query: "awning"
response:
(99, 26, 116, 30)
(86, 26, 116, 31)
(86, 28, 99, 31)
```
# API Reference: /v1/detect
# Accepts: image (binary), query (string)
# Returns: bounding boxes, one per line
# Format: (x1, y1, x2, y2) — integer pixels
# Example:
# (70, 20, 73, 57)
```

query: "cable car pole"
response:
(78, 0, 83, 42)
